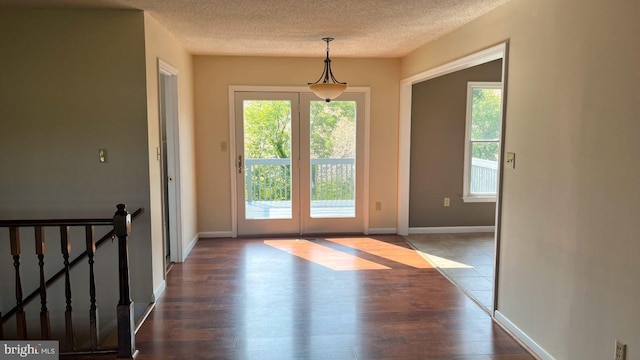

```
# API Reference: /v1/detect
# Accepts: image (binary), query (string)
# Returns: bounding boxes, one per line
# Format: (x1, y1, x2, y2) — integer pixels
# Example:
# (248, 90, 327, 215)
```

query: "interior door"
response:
(235, 92, 300, 235)
(159, 68, 180, 263)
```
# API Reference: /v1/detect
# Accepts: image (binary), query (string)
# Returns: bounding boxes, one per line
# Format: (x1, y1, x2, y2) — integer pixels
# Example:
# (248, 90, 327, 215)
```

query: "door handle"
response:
(238, 155, 243, 174)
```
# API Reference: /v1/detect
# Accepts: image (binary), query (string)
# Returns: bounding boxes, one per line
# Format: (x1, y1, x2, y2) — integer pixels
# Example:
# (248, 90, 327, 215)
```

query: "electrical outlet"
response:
(615, 340, 626, 360)
(375, 201, 382, 211)
(443, 197, 450, 207)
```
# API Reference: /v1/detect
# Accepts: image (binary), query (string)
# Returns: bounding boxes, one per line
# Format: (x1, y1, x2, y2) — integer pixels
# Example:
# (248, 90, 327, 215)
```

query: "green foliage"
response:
(243, 100, 291, 159)
(310, 101, 356, 159)
(243, 99, 357, 202)
(471, 88, 501, 161)
(312, 179, 355, 201)
(243, 99, 356, 160)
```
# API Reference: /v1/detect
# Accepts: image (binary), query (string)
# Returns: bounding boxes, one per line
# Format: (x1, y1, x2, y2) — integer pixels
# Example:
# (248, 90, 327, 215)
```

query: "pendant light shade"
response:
(308, 38, 347, 102)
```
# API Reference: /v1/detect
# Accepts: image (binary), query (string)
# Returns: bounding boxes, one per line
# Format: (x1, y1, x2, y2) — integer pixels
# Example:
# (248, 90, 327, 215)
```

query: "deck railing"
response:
(471, 158, 498, 193)
(245, 157, 495, 200)
(245, 158, 355, 202)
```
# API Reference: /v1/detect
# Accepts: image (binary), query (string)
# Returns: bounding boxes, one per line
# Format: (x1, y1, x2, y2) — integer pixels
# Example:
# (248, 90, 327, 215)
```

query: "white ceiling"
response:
(0, 0, 510, 57)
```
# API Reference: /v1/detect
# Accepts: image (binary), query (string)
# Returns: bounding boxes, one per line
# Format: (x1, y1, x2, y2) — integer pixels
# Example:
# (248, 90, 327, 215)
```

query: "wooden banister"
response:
(0, 205, 144, 358)
(1, 208, 144, 323)
(0, 218, 114, 227)
(114, 204, 137, 359)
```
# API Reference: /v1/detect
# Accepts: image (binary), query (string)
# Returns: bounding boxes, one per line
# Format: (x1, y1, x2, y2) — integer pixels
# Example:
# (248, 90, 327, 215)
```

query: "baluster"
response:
(10, 227, 28, 339)
(248, 163, 252, 201)
(85, 225, 99, 350)
(34, 226, 51, 339)
(322, 163, 326, 199)
(60, 226, 74, 351)
(338, 163, 342, 200)
(351, 161, 355, 197)
(115, 204, 136, 359)
(257, 165, 261, 200)
(325, 163, 329, 200)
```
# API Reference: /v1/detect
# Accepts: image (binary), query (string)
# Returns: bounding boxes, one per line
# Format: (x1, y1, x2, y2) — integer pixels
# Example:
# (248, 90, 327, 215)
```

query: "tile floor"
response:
(404, 232, 495, 312)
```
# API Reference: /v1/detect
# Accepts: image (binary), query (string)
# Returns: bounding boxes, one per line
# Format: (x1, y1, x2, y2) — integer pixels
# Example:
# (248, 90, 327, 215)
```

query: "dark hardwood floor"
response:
(134, 236, 533, 359)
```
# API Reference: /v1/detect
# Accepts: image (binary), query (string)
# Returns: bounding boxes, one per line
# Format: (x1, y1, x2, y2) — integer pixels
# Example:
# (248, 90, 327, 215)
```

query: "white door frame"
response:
(158, 58, 183, 262)
(228, 86, 371, 238)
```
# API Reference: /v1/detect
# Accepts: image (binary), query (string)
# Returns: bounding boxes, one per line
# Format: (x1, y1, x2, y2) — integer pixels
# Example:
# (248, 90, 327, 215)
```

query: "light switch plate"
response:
(99, 149, 108, 163)
(505, 152, 515, 169)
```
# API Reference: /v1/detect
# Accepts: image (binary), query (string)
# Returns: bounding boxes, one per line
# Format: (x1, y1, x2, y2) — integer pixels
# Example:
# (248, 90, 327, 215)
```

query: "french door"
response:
(234, 91, 364, 236)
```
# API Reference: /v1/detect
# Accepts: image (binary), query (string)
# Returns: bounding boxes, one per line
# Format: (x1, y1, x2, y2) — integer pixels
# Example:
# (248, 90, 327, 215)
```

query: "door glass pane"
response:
(309, 101, 356, 218)
(243, 100, 292, 219)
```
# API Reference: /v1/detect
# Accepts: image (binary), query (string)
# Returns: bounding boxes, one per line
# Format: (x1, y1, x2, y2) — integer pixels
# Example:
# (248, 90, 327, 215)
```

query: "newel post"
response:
(114, 204, 137, 359)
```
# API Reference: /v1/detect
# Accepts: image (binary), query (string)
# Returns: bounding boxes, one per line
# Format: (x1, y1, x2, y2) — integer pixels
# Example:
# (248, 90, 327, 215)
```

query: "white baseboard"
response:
(198, 231, 233, 238)
(182, 233, 199, 260)
(409, 226, 495, 234)
(153, 280, 166, 302)
(367, 228, 398, 234)
(494, 310, 553, 360)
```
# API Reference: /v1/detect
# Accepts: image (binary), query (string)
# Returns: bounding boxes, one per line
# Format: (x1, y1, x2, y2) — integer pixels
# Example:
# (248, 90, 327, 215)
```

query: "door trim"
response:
(228, 85, 371, 237)
(397, 42, 507, 235)
(158, 58, 183, 263)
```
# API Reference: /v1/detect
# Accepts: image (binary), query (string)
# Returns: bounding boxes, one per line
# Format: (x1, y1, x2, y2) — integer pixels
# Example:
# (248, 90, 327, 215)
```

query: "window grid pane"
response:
(467, 85, 501, 196)
(470, 88, 501, 141)
(470, 141, 499, 194)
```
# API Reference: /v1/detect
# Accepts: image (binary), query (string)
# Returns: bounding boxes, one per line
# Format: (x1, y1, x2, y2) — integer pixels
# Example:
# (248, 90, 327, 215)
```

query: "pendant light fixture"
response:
(308, 37, 347, 102)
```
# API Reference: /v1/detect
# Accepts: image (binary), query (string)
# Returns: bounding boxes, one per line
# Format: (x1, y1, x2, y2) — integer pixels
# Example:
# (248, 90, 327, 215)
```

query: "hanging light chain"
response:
(308, 37, 346, 86)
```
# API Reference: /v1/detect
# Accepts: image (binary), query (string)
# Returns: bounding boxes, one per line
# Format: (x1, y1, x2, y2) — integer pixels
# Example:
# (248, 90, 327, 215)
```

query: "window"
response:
(463, 82, 502, 202)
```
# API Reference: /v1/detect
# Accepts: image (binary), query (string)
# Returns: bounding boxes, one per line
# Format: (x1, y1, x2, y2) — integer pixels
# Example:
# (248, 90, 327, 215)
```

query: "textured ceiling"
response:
(0, 0, 510, 57)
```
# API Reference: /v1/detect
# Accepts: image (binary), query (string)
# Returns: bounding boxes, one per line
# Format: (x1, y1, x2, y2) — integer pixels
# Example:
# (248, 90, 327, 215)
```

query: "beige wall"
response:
(410, 60, 501, 227)
(194, 56, 400, 233)
(0, 8, 154, 311)
(402, 0, 640, 358)
(143, 13, 197, 294)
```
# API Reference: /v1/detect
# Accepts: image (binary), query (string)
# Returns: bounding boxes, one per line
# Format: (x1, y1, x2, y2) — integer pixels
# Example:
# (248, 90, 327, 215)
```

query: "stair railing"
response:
(0, 204, 142, 359)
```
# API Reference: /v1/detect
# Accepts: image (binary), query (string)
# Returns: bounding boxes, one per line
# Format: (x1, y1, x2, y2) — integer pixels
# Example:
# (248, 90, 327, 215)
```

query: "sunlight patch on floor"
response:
(326, 237, 433, 269)
(264, 239, 390, 271)
(417, 252, 474, 269)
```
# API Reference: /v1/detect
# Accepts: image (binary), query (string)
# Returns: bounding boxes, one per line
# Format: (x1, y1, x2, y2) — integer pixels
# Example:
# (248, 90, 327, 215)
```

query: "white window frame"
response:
(462, 81, 502, 203)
